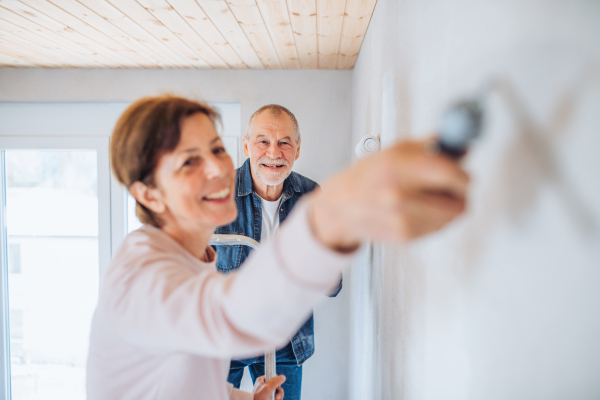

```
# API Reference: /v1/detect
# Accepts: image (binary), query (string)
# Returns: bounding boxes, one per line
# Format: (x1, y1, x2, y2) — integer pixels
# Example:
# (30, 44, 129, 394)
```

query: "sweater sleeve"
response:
(103, 198, 353, 359)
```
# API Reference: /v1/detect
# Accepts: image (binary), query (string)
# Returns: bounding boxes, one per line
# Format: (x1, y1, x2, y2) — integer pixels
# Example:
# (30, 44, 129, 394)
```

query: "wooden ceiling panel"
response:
(0, 37, 56, 66)
(227, 0, 282, 69)
(0, 17, 103, 67)
(167, 0, 247, 68)
(76, 0, 191, 68)
(0, 1, 135, 67)
(337, 0, 377, 69)
(197, 0, 264, 69)
(7, 0, 152, 67)
(0, 49, 38, 67)
(48, 0, 174, 68)
(255, 0, 299, 69)
(102, 0, 210, 68)
(0, 0, 378, 69)
(288, 0, 318, 69)
(317, 0, 346, 69)
(137, 0, 229, 68)
(0, 28, 78, 67)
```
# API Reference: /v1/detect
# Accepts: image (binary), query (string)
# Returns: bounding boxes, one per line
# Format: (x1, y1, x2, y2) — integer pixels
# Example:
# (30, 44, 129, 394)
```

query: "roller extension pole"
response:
(209, 234, 277, 400)
(209, 234, 260, 251)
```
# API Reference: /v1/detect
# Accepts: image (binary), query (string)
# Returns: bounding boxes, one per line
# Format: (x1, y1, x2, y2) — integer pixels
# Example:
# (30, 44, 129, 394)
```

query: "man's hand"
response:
(310, 138, 469, 250)
(253, 375, 285, 400)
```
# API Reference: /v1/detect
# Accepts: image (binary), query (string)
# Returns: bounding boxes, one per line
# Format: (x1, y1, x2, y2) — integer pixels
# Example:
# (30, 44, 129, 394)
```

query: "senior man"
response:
(214, 104, 342, 400)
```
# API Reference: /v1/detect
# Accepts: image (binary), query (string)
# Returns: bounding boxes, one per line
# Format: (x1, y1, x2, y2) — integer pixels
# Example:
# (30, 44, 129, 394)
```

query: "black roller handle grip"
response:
(436, 98, 484, 159)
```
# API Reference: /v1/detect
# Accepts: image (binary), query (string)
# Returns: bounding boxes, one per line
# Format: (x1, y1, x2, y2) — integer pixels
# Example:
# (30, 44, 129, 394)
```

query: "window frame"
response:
(0, 136, 113, 398)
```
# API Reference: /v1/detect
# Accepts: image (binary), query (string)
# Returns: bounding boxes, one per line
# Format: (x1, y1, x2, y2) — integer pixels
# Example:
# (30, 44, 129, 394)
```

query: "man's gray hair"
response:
(245, 104, 301, 143)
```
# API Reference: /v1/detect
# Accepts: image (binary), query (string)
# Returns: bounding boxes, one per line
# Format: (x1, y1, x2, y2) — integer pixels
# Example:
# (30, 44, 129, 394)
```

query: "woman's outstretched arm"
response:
(99, 139, 468, 359)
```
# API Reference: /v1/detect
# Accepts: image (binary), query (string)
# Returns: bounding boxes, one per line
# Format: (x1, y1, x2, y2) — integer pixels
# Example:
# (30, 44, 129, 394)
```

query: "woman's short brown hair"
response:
(111, 95, 221, 227)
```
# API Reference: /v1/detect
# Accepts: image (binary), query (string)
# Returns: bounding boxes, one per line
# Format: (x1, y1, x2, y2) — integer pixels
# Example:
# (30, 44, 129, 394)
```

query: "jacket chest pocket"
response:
(215, 245, 251, 273)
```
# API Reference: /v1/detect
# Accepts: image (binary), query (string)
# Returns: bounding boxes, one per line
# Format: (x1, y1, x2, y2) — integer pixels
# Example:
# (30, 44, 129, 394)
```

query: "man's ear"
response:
(295, 139, 301, 160)
(129, 181, 166, 215)
(242, 136, 250, 157)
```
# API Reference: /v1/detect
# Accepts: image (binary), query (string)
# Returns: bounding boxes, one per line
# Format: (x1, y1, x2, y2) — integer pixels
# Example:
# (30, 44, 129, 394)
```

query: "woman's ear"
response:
(129, 181, 166, 214)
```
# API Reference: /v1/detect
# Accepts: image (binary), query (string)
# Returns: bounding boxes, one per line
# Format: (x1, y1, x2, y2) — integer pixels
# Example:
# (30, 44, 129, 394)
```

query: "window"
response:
(1, 148, 103, 400)
(8, 310, 22, 340)
(0, 136, 112, 400)
(7, 245, 20, 275)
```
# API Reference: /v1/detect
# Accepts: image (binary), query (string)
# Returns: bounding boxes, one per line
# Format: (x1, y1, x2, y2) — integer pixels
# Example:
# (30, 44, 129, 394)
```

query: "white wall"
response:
(351, 1, 600, 399)
(0, 68, 353, 400)
(0, 69, 352, 183)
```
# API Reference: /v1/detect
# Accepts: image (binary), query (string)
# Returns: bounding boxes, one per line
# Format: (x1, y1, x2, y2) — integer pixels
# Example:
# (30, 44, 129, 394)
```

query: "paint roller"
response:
(434, 93, 485, 158)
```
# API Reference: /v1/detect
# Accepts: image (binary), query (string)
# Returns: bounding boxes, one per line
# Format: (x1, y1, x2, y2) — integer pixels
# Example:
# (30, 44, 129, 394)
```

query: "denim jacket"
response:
(214, 159, 342, 365)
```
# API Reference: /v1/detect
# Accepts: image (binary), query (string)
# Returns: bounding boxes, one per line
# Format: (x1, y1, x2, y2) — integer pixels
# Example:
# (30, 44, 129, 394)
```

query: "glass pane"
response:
(5, 150, 99, 400)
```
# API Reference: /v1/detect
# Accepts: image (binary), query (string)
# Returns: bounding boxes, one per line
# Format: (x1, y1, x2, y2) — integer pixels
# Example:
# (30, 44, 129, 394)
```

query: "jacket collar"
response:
(237, 158, 301, 198)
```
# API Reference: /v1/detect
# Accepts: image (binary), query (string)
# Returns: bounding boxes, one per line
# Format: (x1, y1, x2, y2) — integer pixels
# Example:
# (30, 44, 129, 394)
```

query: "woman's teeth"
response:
(204, 187, 230, 200)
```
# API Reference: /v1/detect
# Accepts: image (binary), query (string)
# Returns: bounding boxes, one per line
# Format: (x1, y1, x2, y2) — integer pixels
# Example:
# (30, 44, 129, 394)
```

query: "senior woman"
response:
(87, 96, 468, 399)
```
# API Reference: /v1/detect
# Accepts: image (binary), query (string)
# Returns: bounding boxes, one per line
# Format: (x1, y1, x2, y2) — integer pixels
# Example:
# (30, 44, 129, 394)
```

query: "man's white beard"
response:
(253, 156, 291, 186)
(257, 168, 288, 186)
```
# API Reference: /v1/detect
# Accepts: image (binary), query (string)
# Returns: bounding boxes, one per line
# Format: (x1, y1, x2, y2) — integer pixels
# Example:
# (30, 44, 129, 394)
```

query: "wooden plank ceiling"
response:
(0, 0, 377, 69)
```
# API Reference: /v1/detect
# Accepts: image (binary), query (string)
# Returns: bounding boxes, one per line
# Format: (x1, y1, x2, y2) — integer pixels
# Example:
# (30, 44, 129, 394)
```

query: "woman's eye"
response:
(183, 157, 199, 167)
(213, 146, 226, 155)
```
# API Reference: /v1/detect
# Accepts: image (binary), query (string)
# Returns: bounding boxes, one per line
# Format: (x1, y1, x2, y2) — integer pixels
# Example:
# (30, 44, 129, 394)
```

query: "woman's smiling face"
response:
(151, 112, 237, 232)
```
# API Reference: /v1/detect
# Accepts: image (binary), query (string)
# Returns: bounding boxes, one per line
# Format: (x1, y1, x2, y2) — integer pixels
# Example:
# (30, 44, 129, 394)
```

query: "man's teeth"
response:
(204, 187, 230, 200)
(263, 164, 283, 167)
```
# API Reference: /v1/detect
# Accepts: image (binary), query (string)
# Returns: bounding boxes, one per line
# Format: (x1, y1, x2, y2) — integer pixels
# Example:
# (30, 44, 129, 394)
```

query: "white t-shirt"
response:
(260, 195, 282, 241)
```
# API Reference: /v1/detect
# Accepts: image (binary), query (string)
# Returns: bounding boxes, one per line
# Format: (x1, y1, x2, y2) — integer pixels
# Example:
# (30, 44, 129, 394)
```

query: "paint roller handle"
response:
(435, 98, 484, 159)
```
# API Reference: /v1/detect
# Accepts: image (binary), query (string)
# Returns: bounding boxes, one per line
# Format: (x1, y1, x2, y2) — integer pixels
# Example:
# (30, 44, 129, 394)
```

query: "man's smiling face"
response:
(243, 111, 300, 187)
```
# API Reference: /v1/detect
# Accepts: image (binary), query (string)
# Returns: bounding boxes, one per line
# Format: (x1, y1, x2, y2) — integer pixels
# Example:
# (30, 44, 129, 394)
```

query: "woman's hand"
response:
(310, 139, 469, 250)
(252, 375, 285, 400)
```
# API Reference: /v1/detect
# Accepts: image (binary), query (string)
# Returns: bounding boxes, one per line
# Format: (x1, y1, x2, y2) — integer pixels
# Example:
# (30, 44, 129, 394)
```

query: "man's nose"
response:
(266, 141, 282, 158)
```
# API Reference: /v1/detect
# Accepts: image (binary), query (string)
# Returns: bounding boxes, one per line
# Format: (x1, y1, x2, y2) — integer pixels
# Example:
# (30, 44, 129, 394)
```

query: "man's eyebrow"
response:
(254, 134, 293, 141)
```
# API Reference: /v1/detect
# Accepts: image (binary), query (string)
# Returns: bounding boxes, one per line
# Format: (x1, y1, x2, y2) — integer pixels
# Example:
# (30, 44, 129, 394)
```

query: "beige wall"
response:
(0, 68, 353, 400)
(351, 0, 600, 399)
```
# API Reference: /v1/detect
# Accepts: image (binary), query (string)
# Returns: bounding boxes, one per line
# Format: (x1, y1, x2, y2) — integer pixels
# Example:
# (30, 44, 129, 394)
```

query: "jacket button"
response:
(255, 211, 259, 215)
